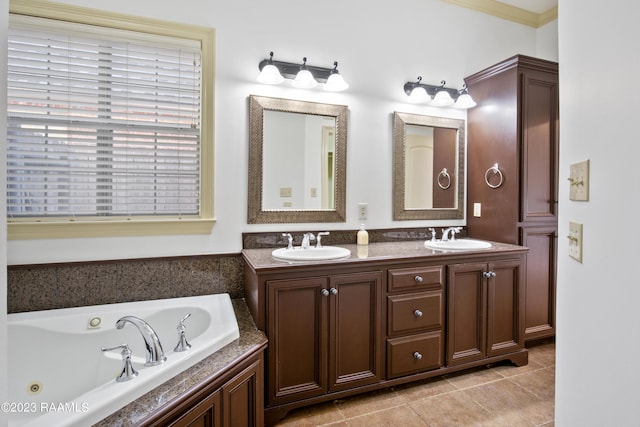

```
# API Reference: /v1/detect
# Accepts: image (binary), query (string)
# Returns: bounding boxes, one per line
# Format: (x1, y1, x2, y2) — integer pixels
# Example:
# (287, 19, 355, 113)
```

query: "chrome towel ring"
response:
(484, 163, 504, 189)
(437, 168, 451, 190)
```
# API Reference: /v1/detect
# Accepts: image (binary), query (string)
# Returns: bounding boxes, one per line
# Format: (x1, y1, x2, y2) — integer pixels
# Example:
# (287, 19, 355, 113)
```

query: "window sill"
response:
(8, 217, 216, 240)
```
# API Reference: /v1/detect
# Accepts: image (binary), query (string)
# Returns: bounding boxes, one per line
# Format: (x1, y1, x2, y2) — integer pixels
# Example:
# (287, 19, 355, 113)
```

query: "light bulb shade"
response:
(454, 93, 477, 109)
(292, 69, 317, 89)
(257, 64, 284, 84)
(408, 86, 430, 103)
(324, 72, 349, 91)
(431, 90, 455, 107)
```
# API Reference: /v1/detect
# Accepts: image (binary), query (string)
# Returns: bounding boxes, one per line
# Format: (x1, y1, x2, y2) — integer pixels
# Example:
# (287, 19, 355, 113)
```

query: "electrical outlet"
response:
(568, 221, 583, 262)
(473, 203, 482, 217)
(569, 159, 589, 201)
(358, 203, 368, 221)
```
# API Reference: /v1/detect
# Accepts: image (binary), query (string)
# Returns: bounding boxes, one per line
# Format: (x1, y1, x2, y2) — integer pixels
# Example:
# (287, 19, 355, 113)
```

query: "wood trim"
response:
(441, 0, 557, 28)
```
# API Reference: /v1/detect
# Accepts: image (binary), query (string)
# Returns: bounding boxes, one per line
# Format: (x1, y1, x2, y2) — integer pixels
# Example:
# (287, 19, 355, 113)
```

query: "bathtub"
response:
(7, 294, 240, 427)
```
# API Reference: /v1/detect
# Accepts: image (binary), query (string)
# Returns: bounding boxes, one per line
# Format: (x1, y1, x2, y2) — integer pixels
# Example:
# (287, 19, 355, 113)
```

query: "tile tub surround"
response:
(8, 253, 244, 313)
(94, 299, 267, 426)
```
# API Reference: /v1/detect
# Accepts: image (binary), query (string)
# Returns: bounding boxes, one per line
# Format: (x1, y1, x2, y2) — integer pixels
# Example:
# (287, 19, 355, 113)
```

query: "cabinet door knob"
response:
(414, 309, 423, 318)
(413, 351, 423, 360)
(414, 275, 423, 283)
(490, 271, 496, 278)
(330, 287, 338, 295)
(321, 289, 329, 296)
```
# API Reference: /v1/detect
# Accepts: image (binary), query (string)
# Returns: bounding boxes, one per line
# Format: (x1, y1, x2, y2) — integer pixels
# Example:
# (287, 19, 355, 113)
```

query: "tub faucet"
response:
(115, 316, 167, 366)
(101, 344, 139, 382)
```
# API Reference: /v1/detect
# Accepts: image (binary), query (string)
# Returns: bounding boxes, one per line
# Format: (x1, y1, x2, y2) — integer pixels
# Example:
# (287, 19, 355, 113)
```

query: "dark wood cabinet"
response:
(446, 259, 525, 367)
(167, 392, 221, 427)
(465, 54, 558, 341)
(243, 243, 529, 425)
(386, 265, 445, 379)
(146, 354, 264, 427)
(266, 271, 383, 407)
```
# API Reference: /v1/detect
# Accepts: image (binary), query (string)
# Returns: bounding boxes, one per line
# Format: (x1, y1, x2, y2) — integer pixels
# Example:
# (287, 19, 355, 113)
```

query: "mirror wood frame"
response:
(248, 95, 348, 224)
(393, 111, 465, 220)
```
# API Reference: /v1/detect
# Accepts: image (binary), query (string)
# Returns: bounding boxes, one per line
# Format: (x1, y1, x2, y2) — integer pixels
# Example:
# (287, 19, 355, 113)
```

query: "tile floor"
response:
(274, 339, 555, 427)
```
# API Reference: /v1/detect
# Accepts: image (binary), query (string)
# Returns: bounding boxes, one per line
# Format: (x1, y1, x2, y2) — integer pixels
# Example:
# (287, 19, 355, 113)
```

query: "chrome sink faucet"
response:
(115, 316, 167, 366)
(282, 233, 293, 249)
(301, 232, 315, 249)
(441, 227, 462, 241)
(316, 231, 330, 248)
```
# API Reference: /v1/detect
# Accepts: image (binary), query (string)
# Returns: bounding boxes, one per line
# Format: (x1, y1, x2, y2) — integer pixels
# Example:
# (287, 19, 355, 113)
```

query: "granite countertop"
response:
(94, 299, 267, 426)
(243, 239, 528, 271)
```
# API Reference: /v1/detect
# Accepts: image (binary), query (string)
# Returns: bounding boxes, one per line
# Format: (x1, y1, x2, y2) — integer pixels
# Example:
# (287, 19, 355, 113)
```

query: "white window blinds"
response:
(7, 15, 202, 219)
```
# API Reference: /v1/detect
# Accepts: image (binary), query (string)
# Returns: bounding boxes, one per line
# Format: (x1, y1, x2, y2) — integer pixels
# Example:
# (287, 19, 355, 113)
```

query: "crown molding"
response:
(441, 0, 557, 28)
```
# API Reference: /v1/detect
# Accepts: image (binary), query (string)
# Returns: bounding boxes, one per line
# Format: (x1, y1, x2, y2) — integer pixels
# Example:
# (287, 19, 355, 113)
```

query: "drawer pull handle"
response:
(330, 287, 338, 295)
(321, 289, 329, 296)
(413, 351, 423, 360)
(414, 275, 423, 283)
(414, 309, 423, 318)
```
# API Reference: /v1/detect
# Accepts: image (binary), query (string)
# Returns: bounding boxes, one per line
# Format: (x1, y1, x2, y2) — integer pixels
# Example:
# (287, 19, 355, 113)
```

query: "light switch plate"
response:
(473, 203, 482, 217)
(569, 159, 589, 201)
(358, 203, 368, 221)
(568, 221, 583, 262)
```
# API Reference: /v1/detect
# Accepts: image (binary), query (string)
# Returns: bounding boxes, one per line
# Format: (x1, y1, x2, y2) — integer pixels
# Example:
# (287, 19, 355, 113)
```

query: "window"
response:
(6, 0, 215, 239)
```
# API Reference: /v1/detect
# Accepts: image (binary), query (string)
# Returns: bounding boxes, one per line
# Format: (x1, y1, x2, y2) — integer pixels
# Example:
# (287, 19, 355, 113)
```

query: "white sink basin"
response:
(424, 239, 492, 251)
(272, 246, 351, 261)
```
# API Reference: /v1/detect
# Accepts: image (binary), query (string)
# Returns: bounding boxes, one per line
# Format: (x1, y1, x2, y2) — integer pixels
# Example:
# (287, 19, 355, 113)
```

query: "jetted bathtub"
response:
(7, 294, 240, 426)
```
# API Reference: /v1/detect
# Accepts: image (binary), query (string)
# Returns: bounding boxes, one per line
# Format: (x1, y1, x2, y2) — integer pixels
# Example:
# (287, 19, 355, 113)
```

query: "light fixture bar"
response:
(403, 78, 476, 109)
(258, 58, 335, 83)
(403, 80, 460, 100)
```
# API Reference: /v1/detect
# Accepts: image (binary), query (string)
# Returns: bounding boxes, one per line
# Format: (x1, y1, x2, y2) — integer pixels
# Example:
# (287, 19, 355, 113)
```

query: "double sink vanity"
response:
(241, 54, 557, 425)
(243, 237, 528, 425)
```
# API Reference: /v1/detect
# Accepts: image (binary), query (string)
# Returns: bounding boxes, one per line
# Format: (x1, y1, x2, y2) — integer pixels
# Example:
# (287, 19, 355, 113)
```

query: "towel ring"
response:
(437, 168, 451, 190)
(484, 163, 504, 189)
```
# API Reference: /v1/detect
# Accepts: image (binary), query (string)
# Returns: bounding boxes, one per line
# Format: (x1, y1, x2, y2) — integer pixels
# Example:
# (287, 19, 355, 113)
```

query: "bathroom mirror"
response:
(248, 95, 347, 223)
(393, 112, 465, 220)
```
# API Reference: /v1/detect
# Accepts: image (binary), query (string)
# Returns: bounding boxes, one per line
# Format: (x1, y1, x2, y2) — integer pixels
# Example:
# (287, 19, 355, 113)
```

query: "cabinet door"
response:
(222, 357, 264, 427)
(486, 259, 525, 357)
(521, 226, 557, 341)
(167, 392, 221, 427)
(446, 263, 487, 366)
(520, 68, 559, 222)
(328, 271, 384, 392)
(267, 277, 328, 406)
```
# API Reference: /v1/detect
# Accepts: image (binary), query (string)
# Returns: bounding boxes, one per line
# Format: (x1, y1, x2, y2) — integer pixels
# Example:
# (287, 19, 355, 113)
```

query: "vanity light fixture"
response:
(323, 62, 349, 92)
(403, 77, 476, 109)
(257, 52, 349, 91)
(256, 52, 284, 84)
(292, 57, 318, 89)
(406, 76, 431, 103)
(431, 81, 455, 107)
(454, 84, 477, 109)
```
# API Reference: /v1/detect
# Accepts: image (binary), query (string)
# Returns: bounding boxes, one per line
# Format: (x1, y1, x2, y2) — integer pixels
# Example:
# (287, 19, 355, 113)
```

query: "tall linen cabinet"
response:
(465, 55, 558, 342)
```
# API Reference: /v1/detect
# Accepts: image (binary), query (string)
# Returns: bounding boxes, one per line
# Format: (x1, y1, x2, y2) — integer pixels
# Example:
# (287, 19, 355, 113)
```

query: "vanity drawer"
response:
(388, 265, 444, 292)
(386, 332, 443, 379)
(387, 291, 443, 336)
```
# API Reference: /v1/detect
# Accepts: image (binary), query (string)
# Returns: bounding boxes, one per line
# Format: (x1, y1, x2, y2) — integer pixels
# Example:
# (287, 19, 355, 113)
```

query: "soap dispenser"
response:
(357, 224, 369, 246)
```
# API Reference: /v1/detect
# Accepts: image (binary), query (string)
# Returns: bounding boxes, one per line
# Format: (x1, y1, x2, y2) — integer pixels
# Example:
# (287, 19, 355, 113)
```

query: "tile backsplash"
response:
(8, 227, 466, 313)
(8, 254, 244, 313)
